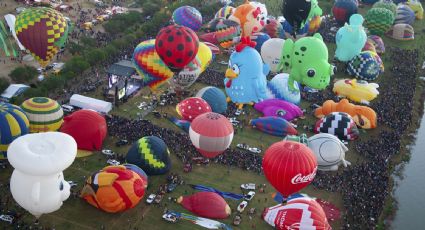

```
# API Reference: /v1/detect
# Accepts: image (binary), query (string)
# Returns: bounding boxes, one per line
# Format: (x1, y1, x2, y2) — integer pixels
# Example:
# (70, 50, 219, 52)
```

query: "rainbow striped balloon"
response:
(133, 39, 173, 90)
(0, 102, 29, 159)
(21, 97, 63, 133)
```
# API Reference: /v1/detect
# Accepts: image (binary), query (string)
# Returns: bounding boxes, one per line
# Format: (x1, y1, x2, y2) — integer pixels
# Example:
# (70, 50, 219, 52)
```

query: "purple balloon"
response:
(254, 99, 303, 121)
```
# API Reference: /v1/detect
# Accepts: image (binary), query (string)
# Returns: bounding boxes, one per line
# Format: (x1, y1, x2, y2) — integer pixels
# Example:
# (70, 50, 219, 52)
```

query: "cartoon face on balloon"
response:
(229, 0, 265, 37)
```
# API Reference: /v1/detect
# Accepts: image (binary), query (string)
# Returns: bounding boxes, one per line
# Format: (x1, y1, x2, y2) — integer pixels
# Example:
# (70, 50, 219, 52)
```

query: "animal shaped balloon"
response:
(282, 0, 311, 33)
(178, 192, 231, 219)
(172, 6, 203, 31)
(333, 79, 379, 105)
(15, 7, 69, 67)
(266, 73, 301, 105)
(254, 99, 303, 121)
(261, 38, 284, 73)
(250, 117, 298, 137)
(279, 33, 335, 92)
(250, 1, 268, 25)
(224, 37, 268, 109)
(314, 99, 377, 129)
(314, 112, 359, 141)
(333, 0, 359, 26)
(0, 102, 29, 159)
(80, 165, 147, 213)
(228, 0, 265, 37)
(335, 14, 367, 62)
(20, 97, 64, 133)
(347, 51, 381, 81)
(308, 133, 351, 171)
(196, 87, 228, 114)
(176, 97, 212, 121)
(262, 141, 317, 197)
(8, 132, 77, 218)
(364, 7, 395, 35)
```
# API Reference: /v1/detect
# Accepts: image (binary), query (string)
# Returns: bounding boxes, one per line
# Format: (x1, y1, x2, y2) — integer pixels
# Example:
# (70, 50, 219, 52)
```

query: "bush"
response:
(9, 66, 38, 83)
(62, 56, 90, 76)
(0, 78, 10, 93)
(40, 75, 66, 92)
(85, 49, 107, 66)
(104, 11, 143, 34)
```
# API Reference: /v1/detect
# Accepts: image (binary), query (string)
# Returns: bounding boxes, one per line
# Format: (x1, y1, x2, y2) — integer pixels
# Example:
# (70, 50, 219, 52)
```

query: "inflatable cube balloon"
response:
(335, 14, 367, 62)
(8, 132, 77, 218)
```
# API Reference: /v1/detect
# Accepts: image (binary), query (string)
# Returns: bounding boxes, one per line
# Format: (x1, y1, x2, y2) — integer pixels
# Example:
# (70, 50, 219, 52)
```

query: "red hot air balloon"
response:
(155, 25, 199, 73)
(262, 141, 317, 197)
(177, 192, 231, 219)
(262, 197, 331, 230)
(176, 97, 212, 122)
(189, 112, 234, 158)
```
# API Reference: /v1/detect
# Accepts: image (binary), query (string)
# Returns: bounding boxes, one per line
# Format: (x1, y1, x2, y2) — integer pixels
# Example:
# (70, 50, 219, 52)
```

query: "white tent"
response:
(0, 84, 29, 101)
(69, 94, 112, 114)
(4, 14, 26, 51)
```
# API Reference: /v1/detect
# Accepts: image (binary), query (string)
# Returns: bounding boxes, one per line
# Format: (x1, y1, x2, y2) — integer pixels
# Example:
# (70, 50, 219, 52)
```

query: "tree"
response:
(62, 56, 90, 76)
(80, 36, 97, 48)
(40, 75, 66, 92)
(9, 66, 38, 83)
(0, 78, 10, 93)
(85, 49, 107, 66)
(68, 42, 84, 55)
(104, 45, 118, 58)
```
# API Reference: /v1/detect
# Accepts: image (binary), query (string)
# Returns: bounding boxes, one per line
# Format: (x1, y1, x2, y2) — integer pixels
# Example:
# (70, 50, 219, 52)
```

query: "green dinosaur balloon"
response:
(278, 33, 335, 92)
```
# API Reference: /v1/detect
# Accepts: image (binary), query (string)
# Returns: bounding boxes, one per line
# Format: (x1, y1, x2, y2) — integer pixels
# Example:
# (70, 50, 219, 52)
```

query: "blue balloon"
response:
(196, 86, 228, 114)
(250, 32, 271, 53)
(335, 14, 367, 62)
(172, 6, 203, 31)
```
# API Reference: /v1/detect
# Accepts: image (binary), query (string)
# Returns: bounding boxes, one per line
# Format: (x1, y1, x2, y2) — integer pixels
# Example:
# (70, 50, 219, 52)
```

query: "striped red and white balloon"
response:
(189, 112, 234, 158)
(262, 141, 317, 197)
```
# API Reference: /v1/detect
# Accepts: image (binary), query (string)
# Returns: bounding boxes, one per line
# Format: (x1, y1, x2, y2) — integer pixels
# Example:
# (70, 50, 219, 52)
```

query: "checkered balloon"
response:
(15, 7, 69, 67)
(314, 112, 359, 141)
(347, 51, 381, 81)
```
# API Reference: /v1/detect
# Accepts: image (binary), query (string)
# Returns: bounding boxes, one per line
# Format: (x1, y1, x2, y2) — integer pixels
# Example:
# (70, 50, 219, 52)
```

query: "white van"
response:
(61, 104, 74, 113)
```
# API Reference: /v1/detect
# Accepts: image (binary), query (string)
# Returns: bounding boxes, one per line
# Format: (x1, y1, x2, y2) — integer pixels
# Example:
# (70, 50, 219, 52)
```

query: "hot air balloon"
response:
(8, 132, 77, 218)
(198, 42, 213, 72)
(60, 109, 107, 151)
(250, 32, 270, 52)
(80, 165, 147, 213)
(308, 133, 351, 171)
(20, 97, 63, 133)
(176, 97, 212, 122)
(215, 6, 235, 19)
(368, 35, 385, 54)
(15, 7, 69, 67)
(347, 51, 381, 81)
(133, 39, 173, 91)
(169, 56, 202, 92)
(189, 112, 234, 158)
(126, 136, 171, 175)
(172, 6, 203, 31)
(254, 99, 303, 121)
(332, 0, 358, 26)
(373, 0, 397, 17)
(364, 7, 395, 35)
(386, 23, 415, 40)
(0, 102, 29, 159)
(261, 38, 284, 73)
(177, 192, 231, 219)
(196, 86, 228, 114)
(395, 4, 416, 25)
(262, 18, 284, 38)
(262, 141, 317, 197)
(214, 19, 241, 48)
(228, 0, 265, 37)
(314, 112, 359, 141)
(262, 197, 331, 230)
(250, 117, 298, 137)
(155, 25, 199, 72)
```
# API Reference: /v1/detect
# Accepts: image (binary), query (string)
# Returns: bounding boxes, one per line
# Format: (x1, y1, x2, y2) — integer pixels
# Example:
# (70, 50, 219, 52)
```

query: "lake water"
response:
(391, 108, 425, 229)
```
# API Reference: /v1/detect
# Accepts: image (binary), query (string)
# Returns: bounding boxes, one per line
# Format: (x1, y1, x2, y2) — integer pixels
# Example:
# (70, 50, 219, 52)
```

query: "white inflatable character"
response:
(8, 132, 77, 218)
(307, 133, 351, 171)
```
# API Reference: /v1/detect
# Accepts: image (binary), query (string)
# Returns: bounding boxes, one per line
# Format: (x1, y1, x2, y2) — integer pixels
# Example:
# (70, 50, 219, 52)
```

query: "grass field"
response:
(1, 0, 425, 229)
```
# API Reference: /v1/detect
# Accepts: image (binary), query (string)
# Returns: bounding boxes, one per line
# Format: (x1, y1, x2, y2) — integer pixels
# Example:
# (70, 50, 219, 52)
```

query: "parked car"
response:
(162, 212, 179, 223)
(67, 181, 78, 187)
(233, 215, 241, 226)
(154, 194, 163, 204)
(248, 147, 261, 154)
(236, 143, 249, 150)
(166, 183, 177, 193)
(101, 149, 115, 157)
(107, 159, 120, 166)
(115, 139, 128, 147)
(152, 111, 161, 118)
(244, 191, 256, 201)
(61, 104, 75, 113)
(0, 215, 13, 224)
(146, 194, 156, 204)
(237, 201, 248, 213)
(241, 183, 256, 190)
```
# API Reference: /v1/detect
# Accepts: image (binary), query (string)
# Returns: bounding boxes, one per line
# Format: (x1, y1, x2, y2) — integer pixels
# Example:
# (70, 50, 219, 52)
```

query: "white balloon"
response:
(261, 38, 285, 73)
(8, 132, 77, 218)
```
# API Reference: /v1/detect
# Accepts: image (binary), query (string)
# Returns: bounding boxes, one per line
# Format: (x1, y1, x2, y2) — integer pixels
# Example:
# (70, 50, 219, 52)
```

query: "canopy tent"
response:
(4, 14, 26, 51)
(0, 84, 29, 102)
(69, 94, 112, 114)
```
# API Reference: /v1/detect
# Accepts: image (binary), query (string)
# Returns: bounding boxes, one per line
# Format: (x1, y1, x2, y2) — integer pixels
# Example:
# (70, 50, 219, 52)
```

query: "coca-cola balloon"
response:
(262, 141, 317, 197)
(262, 197, 331, 230)
(155, 25, 199, 72)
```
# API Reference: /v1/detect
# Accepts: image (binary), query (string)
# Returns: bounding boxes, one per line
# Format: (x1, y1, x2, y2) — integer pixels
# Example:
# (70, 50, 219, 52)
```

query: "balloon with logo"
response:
(133, 39, 173, 91)
(15, 7, 69, 67)
(215, 19, 241, 48)
(215, 6, 235, 19)
(172, 6, 203, 31)
(155, 25, 199, 73)
(169, 56, 202, 92)
(197, 42, 213, 72)
(262, 141, 317, 197)
(261, 38, 285, 73)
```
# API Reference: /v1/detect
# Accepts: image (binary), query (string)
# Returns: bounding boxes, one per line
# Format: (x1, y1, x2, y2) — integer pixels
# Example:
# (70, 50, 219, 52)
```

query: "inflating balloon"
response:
(266, 73, 301, 105)
(333, 79, 379, 105)
(332, 0, 358, 26)
(262, 141, 317, 197)
(80, 165, 147, 213)
(8, 132, 77, 218)
(0, 102, 29, 159)
(364, 7, 395, 35)
(314, 112, 359, 141)
(261, 38, 284, 73)
(386, 23, 415, 40)
(15, 7, 69, 67)
(250, 32, 270, 52)
(177, 192, 231, 219)
(20, 97, 63, 133)
(203, 42, 220, 55)
(362, 39, 377, 53)
(169, 56, 202, 92)
(368, 35, 385, 54)
(228, 0, 265, 37)
(405, 0, 424, 20)
(373, 0, 397, 16)
(172, 6, 203, 31)
(314, 99, 377, 129)
(198, 42, 213, 72)
(196, 87, 228, 114)
(308, 133, 351, 171)
(215, 6, 235, 19)
(261, 18, 284, 38)
(279, 33, 334, 91)
(133, 39, 173, 90)
(155, 25, 199, 72)
(395, 4, 416, 25)
(214, 19, 241, 48)
(189, 112, 234, 158)
(250, 117, 298, 137)
(347, 51, 381, 81)
(126, 136, 171, 175)
(335, 14, 367, 62)
(254, 99, 303, 121)
(176, 97, 212, 122)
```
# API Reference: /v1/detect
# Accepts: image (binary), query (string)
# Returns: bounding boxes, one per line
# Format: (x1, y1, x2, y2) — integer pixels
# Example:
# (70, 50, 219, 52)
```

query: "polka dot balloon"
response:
(176, 97, 212, 122)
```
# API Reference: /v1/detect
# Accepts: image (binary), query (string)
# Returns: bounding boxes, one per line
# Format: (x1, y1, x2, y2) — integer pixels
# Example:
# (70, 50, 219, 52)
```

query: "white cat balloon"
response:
(7, 132, 77, 218)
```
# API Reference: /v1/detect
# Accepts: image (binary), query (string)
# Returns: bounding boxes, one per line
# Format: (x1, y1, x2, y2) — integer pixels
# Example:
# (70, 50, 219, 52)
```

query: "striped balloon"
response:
(172, 6, 203, 31)
(133, 39, 173, 90)
(215, 20, 241, 48)
(0, 102, 29, 159)
(21, 97, 63, 133)
(215, 6, 235, 19)
(189, 112, 234, 158)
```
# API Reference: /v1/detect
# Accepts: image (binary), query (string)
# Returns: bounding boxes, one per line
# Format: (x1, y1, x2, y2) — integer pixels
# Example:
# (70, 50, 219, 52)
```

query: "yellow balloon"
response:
(197, 42, 213, 72)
